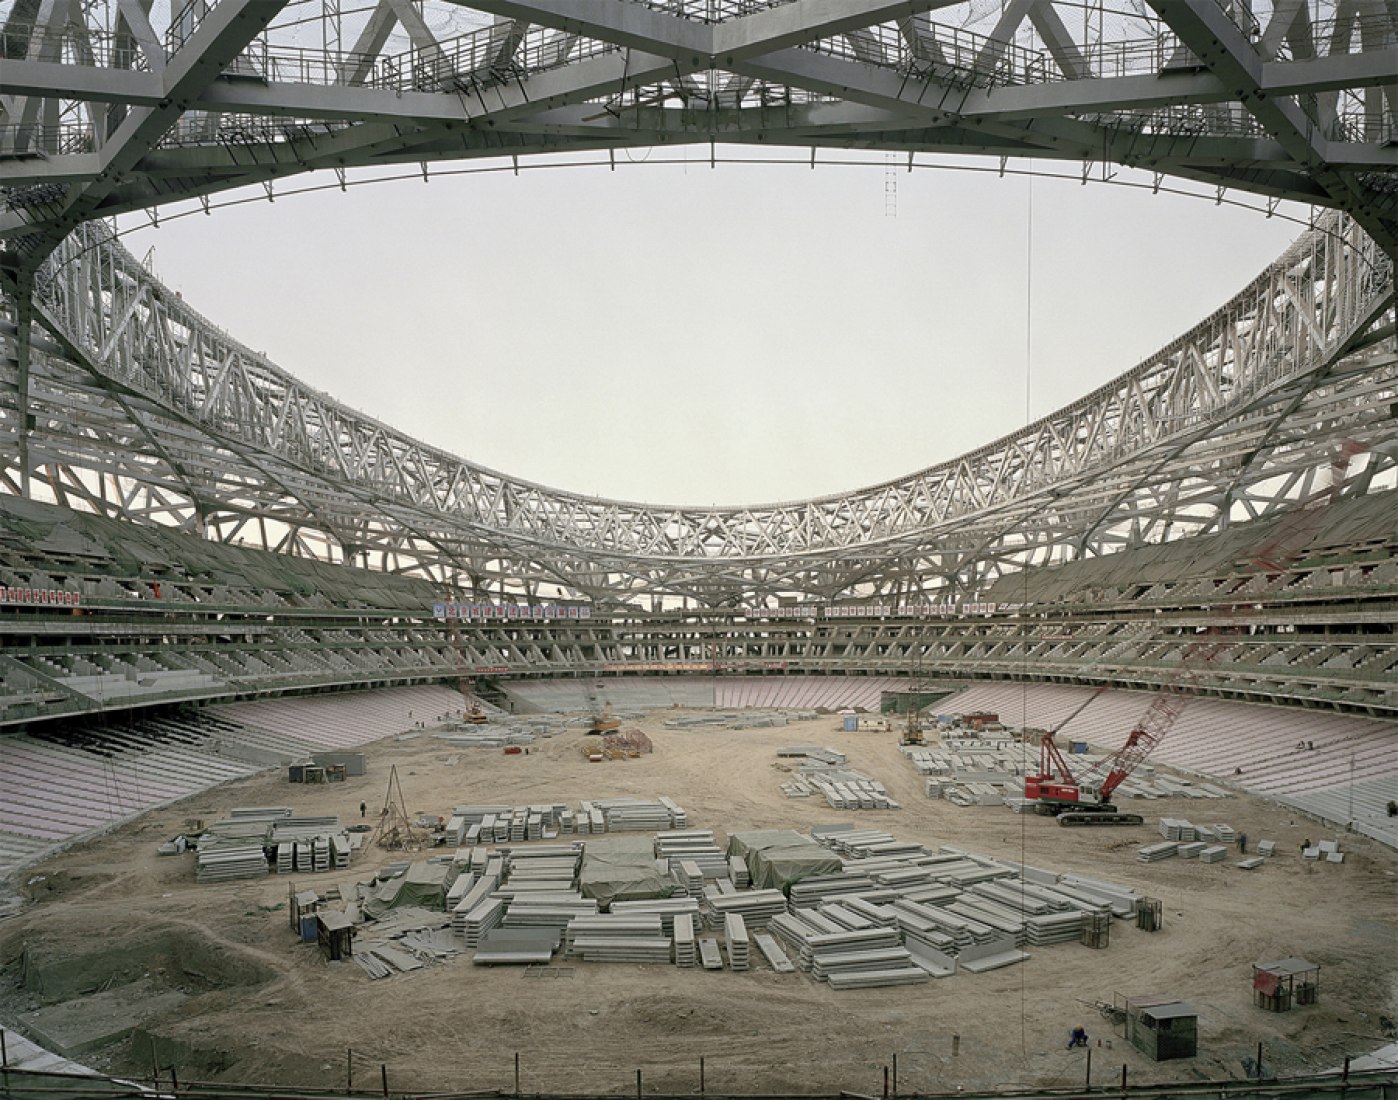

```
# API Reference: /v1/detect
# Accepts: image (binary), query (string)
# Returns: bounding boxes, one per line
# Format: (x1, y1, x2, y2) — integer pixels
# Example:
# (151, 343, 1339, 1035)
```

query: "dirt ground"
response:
(2, 709, 1395, 1097)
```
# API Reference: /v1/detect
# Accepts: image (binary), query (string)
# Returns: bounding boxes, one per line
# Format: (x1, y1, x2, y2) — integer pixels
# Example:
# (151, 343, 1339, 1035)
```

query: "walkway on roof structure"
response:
(0, 0, 1394, 609)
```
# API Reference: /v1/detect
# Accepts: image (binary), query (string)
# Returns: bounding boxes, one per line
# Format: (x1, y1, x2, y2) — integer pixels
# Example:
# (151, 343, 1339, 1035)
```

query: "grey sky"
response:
(130, 152, 1304, 507)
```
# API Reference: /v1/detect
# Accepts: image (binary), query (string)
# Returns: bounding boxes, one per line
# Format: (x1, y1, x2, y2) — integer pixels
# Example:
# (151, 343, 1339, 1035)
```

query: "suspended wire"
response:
(1019, 168, 1033, 1073)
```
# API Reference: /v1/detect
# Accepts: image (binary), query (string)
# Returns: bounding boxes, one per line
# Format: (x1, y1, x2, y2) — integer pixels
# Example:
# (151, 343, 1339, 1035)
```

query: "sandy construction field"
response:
(2, 709, 1395, 1097)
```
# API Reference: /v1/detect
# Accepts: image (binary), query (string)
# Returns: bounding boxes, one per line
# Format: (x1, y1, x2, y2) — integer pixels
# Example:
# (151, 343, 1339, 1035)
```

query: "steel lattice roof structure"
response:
(0, 0, 1395, 612)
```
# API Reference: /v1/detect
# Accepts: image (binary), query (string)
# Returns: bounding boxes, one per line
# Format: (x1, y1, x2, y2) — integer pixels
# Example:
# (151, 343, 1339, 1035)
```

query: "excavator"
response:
(585, 682, 621, 736)
(1025, 441, 1362, 826)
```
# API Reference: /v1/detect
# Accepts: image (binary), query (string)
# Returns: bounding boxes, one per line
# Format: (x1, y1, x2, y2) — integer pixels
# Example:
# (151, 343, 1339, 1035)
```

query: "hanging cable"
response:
(1019, 168, 1034, 1071)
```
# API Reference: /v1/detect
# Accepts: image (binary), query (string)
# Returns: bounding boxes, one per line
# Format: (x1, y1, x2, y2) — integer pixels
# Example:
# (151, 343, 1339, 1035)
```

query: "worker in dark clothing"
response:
(1302, 837, 1312, 852)
(1068, 1026, 1089, 1049)
(359, 801, 367, 818)
(1238, 833, 1248, 853)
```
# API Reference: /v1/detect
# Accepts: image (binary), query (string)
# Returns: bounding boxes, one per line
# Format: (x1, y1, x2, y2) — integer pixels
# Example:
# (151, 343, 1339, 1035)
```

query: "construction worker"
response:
(359, 801, 367, 818)
(1068, 1026, 1089, 1049)
(1238, 833, 1248, 853)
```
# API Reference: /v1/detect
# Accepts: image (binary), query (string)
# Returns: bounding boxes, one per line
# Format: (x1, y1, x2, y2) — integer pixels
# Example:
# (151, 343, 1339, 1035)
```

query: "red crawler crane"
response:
(1024, 441, 1363, 826)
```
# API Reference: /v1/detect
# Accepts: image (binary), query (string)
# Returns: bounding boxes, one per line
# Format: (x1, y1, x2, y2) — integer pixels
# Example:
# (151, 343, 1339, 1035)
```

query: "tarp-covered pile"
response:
(362, 861, 448, 920)
(726, 830, 842, 893)
(579, 835, 671, 907)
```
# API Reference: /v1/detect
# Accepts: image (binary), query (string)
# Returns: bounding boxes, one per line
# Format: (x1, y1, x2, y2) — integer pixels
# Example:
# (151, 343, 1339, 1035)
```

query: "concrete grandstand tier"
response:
(934, 683, 1398, 843)
(0, 683, 472, 881)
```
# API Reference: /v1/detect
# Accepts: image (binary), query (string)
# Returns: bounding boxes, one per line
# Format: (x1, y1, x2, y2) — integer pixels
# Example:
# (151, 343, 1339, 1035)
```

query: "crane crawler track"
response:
(1057, 812, 1146, 826)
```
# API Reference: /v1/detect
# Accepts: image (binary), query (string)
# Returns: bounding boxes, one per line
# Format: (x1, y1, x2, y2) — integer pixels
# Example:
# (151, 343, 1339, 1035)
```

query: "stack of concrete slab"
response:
(704, 889, 788, 930)
(501, 896, 598, 933)
(472, 927, 558, 965)
(656, 834, 727, 878)
(794, 927, 902, 972)
(659, 797, 687, 828)
(1198, 845, 1228, 863)
(434, 729, 534, 749)
(673, 912, 697, 967)
(460, 897, 505, 947)
(675, 860, 704, 898)
(816, 901, 877, 931)
(1137, 841, 1179, 862)
(724, 913, 751, 971)
(1178, 841, 1207, 859)
(195, 846, 268, 883)
(565, 913, 661, 945)
(563, 914, 669, 962)
(1159, 818, 1198, 841)
(798, 767, 899, 810)
(728, 855, 750, 888)
(611, 896, 701, 935)
(787, 873, 876, 908)
(956, 936, 1030, 973)
(1023, 911, 1088, 945)
(594, 799, 685, 831)
(1055, 875, 1139, 918)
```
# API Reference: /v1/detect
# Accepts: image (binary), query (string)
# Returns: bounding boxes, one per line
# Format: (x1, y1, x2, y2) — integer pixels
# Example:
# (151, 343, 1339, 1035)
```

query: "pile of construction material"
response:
(663, 713, 747, 729)
(446, 804, 565, 844)
(607, 728, 652, 755)
(656, 830, 727, 881)
(593, 797, 688, 831)
(1303, 840, 1345, 863)
(904, 741, 1024, 807)
(326, 816, 1166, 986)
(785, 767, 898, 810)
(194, 807, 353, 883)
(776, 749, 895, 809)
(353, 905, 463, 977)
(778, 746, 847, 765)
(435, 728, 535, 749)
(443, 798, 688, 842)
(565, 914, 671, 963)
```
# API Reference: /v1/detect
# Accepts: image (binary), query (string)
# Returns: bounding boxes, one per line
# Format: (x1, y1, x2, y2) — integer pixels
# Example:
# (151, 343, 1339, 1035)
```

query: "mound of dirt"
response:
(19, 925, 274, 1004)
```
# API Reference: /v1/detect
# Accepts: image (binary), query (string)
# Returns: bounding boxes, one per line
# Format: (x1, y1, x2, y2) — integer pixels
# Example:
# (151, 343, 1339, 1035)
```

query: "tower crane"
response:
(1025, 441, 1363, 826)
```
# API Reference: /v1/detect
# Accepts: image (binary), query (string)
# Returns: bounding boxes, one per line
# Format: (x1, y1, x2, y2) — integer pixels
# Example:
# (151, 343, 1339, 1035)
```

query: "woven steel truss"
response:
(0, 0, 1395, 610)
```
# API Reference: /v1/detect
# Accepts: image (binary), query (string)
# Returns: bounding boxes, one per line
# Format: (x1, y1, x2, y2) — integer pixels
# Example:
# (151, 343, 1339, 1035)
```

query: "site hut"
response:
(1124, 996, 1199, 1061)
(1253, 958, 1321, 1012)
(316, 911, 355, 961)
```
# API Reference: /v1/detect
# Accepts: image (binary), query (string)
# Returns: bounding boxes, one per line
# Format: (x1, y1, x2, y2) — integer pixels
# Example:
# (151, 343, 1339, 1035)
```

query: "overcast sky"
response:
(126, 151, 1306, 508)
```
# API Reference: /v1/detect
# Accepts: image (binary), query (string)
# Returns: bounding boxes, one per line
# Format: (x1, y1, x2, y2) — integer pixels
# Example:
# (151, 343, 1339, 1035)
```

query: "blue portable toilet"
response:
(843, 715, 858, 732)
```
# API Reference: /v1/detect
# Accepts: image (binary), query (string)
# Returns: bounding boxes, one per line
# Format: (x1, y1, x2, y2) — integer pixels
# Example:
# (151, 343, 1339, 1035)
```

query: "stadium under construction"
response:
(0, 0, 1395, 1097)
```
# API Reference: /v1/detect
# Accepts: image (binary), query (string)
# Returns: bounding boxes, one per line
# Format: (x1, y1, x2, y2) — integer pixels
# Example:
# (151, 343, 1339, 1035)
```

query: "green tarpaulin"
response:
(579, 835, 670, 908)
(362, 861, 448, 920)
(726, 830, 841, 894)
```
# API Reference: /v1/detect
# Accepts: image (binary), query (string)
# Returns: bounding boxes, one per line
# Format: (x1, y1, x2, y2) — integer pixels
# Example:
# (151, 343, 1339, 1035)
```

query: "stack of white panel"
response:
(724, 913, 750, 971)
(704, 889, 788, 930)
(673, 912, 696, 967)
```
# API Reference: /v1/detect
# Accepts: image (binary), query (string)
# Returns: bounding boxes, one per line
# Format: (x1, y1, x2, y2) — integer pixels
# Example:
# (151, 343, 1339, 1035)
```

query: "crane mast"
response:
(1025, 442, 1362, 826)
